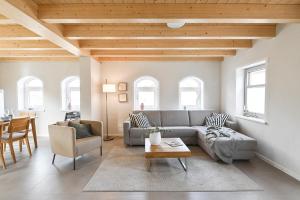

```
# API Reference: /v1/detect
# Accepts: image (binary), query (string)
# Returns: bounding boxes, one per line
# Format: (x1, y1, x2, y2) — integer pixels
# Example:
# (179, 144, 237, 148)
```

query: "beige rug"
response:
(84, 147, 262, 192)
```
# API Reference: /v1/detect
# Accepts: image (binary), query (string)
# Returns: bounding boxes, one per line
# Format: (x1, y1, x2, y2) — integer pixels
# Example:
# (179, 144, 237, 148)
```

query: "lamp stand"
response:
(104, 79, 114, 141)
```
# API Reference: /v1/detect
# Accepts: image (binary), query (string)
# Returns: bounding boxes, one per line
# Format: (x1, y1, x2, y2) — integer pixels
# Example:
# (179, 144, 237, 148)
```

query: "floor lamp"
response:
(102, 79, 116, 141)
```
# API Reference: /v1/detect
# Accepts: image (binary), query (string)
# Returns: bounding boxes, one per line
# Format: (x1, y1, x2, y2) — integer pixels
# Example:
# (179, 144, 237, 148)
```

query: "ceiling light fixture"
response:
(166, 22, 185, 29)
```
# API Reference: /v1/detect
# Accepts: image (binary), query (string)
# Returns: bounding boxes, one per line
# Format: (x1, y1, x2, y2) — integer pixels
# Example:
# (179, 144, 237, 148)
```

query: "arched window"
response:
(18, 76, 44, 111)
(61, 76, 80, 111)
(179, 76, 203, 110)
(134, 76, 159, 110)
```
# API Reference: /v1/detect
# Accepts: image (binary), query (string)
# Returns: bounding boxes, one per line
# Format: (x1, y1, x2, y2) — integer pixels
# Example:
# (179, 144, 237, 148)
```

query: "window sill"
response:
(19, 109, 45, 112)
(235, 115, 268, 125)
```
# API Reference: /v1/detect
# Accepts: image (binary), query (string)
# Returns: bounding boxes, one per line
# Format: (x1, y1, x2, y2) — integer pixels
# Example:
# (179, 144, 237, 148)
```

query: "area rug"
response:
(84, 147, 262, 192)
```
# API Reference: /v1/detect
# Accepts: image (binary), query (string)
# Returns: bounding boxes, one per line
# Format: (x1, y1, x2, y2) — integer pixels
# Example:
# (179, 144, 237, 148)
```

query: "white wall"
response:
(0, 61, 80, 136)
(100, 61, 221, 135)
(221, 24, 300, 180)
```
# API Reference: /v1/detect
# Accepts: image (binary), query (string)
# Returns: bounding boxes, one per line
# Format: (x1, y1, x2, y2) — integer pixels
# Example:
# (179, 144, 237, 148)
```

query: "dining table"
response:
(0, 117, 38, 148)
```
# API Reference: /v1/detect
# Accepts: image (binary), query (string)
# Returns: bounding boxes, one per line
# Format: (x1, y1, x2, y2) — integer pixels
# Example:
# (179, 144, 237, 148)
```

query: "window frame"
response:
(61, 76, 80, 111)
(179, 76, 203, 110)
(243, 64, 266, 119)
(133, 76, 159, 110)
(18, 76, 44, 111)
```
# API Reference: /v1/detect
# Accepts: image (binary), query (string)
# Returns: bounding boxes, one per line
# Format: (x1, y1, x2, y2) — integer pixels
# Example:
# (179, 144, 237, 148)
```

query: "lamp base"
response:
(103, 136, 114, 141)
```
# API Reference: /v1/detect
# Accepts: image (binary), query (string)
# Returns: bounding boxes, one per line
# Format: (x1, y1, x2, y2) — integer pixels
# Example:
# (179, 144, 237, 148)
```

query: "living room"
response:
(0, 1, 300, 200)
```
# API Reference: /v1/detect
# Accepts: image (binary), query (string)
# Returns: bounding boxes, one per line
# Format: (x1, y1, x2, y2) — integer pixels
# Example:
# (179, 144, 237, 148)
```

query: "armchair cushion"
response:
(75, 136, 101, 156)
(68, 121, 93, 139)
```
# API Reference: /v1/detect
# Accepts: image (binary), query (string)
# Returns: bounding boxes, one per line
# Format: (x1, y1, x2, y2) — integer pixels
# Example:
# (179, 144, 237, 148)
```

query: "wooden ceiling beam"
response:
(0, 0, 81, 55)
(0, 50, 73, 57)
(0, 40, 61, 50)
(0, 57, 78, 62)
(0, 14, 16, 24)
(96, 57, 224, 62)
(91, 50, 236, 57)
(65, 24, 276, 40)
(39, 4, 300, 24)
(0, 25, 42, 40)
(80, 39, 252, 50)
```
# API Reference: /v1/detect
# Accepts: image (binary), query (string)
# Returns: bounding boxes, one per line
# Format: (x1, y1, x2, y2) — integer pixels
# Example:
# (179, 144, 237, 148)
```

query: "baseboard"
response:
(256, 152, 300, 181)
(108, 133, 123, 137)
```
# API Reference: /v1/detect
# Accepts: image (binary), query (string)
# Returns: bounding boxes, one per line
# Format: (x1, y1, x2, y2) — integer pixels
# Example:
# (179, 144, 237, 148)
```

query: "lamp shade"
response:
(102, 84, 116, 93)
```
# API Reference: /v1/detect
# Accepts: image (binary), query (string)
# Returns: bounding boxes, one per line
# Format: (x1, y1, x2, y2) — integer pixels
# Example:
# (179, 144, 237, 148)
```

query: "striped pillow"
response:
(129, 113, 137, 127)
(134, 112, 151, 128)
(129, 112, 151, 128)
(206, 113, 229, 127)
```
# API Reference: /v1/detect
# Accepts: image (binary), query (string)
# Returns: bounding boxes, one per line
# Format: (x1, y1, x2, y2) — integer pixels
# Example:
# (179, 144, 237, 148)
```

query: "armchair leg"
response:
(73, 158, 76, 170)
(52, 154, 56, 164)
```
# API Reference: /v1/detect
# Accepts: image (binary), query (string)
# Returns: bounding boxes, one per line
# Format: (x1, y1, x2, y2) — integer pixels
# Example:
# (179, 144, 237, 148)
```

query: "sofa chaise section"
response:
(194, 126, 257, 161)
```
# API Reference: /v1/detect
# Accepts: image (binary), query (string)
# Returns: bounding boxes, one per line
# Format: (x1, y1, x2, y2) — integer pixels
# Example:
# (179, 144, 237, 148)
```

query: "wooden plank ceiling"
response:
(0, 0, 299, 62)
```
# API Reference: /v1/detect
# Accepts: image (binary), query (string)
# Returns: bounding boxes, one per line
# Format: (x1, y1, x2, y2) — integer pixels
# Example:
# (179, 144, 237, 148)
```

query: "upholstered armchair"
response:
(48, 120, 103, 170)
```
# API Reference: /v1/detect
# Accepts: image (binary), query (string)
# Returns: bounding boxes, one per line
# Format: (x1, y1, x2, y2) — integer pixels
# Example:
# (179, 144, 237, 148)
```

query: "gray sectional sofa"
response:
(123, 110, 257, 161)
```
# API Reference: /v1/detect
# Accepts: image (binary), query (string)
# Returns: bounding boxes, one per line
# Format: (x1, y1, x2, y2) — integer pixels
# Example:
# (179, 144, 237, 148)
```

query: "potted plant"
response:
(146, 126, 169, 145)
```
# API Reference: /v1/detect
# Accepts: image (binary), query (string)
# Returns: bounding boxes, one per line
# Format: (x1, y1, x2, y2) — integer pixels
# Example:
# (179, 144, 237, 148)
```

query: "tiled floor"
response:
(0, 137, 299, 200)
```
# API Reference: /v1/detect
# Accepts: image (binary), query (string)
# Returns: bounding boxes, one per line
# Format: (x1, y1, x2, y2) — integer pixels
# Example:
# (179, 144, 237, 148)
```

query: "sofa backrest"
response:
(132, 110, 216, 127)
(188, 110, 216, 126)
(133, 110, 162, 126)
(161, 110, 190, 126)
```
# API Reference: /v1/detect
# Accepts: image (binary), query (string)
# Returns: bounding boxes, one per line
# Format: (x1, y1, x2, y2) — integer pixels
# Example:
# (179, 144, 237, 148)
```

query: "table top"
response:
(145, 138, 192, 158)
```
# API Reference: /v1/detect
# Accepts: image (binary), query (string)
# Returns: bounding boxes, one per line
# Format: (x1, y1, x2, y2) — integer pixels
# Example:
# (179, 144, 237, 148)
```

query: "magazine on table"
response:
(165, 141, 183, 147)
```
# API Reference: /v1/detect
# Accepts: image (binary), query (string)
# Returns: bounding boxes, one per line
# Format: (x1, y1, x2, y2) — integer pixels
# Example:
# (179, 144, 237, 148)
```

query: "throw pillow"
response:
(205, 116, 218, 127)
(68, 121, 93, 139)
(205, 113, 229, 127)
(129, 113, 138, 127)
(134, 112, 151, 128)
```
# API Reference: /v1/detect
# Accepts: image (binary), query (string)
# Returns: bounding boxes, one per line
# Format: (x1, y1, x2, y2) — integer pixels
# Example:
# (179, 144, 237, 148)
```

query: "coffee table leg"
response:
(178, 158, 188, 172)
(146, 158, 151, 171)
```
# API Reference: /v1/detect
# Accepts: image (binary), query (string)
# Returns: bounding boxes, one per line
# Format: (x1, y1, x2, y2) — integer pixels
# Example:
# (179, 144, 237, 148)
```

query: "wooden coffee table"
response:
(145, 138, 192, 172)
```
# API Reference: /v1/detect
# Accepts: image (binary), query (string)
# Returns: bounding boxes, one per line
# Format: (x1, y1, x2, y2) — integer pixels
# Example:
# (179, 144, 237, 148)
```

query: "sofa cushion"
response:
(133, 111, 161, 126)
(129, 126, 197, 138)
(161, 110, 189, 126)
(161, 126, 198, 138)
(188, 110, 215, 126)
(130, 128, 151, 138)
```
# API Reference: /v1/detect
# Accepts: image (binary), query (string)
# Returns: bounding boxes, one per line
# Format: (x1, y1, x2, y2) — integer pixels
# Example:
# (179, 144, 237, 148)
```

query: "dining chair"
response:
(0, 123, 7, 169)
(0, 117, 31, 166)
(18, 112, 36, 150)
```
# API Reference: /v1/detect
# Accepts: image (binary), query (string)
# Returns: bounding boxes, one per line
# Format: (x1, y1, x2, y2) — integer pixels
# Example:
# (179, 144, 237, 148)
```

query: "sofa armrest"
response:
(225, 120, 238, 131)
(123, 120, 131, 145)
(48, 125, 76, 158)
